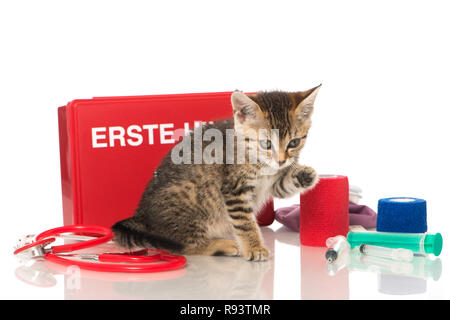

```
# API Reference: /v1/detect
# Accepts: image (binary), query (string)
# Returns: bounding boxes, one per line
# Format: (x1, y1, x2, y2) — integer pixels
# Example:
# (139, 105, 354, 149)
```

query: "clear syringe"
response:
(359, 244, 413, 262)
(325, 235, 350, 263)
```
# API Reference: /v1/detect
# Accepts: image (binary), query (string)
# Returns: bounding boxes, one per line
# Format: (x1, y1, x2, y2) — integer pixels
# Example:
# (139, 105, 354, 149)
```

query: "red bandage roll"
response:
(300, 175, 349, 247)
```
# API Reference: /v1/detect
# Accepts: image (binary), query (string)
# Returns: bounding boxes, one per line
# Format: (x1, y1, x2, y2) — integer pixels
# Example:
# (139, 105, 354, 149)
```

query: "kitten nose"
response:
(278, 160, 286, 166)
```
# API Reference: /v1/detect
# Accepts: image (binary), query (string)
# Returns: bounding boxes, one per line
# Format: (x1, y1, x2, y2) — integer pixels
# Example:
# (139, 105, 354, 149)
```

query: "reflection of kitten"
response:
(112, 255, 272, 300)
(112, 228, 275, 300)
(112, 86, 321, 261)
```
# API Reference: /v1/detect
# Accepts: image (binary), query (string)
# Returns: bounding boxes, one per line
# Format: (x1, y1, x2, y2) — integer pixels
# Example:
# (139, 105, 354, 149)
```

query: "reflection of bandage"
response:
(301, 245, 349, 299)
(378, 274, 426, 295)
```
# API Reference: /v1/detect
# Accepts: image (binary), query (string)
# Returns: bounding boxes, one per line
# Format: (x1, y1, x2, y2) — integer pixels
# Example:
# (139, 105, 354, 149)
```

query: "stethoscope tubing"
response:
(14, 224, 187, 273)
(44, 252, 187, 273)
(35, 225, 113, 254)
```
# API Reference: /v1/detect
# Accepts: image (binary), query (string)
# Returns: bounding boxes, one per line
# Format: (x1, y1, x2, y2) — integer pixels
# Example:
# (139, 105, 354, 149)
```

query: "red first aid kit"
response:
(58, 92, 274, 229)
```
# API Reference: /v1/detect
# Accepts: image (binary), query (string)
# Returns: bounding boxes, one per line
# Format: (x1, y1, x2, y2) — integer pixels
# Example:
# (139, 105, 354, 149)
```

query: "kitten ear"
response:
(231, 90, 263, 125)
(293, 84, 322, 120)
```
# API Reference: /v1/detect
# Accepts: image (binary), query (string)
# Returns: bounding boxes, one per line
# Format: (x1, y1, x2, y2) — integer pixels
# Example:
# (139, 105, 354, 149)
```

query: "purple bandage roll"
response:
(274, 204, 300, 232)
(348, 202, 377, 228)
(275, 202, 377, 232)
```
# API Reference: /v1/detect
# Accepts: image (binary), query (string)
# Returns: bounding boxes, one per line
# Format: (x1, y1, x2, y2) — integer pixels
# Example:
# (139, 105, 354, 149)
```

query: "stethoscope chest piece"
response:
(14, 238, 56, 261)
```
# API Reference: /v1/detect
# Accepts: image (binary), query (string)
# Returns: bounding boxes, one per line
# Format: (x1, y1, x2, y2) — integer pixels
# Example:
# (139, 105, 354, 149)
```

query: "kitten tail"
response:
(111, 217, 184, 252)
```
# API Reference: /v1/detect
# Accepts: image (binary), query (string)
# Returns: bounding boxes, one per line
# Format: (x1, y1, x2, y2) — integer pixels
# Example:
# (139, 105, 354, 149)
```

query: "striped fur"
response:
(112, 86, 321, 261)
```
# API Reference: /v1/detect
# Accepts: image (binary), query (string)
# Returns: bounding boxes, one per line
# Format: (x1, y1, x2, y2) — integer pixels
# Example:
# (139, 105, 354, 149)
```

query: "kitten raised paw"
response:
(295, 167, 318, 189)
(243, 246, 270, 262)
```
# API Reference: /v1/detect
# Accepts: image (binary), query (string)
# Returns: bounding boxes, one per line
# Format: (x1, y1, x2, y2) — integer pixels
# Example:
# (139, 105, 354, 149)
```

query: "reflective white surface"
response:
(4, 223, 447, 300)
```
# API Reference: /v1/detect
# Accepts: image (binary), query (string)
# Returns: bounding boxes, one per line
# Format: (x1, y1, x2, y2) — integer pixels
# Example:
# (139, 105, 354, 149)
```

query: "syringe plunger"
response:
(360, 244, 413, 262)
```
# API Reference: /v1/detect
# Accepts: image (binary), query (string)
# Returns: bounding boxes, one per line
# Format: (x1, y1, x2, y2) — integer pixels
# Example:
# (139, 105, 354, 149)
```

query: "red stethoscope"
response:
(13, 225, 187, 273)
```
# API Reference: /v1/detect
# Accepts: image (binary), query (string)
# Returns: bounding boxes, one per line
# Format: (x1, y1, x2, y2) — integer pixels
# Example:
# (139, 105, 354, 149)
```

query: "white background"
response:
(1, 0, 449, 299)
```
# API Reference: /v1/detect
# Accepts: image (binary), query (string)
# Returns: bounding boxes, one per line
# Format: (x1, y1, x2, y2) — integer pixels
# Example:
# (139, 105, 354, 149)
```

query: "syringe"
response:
(359, 244, 413, 262)
(325, 235, 350, 263)
(347, 230, 442, 256)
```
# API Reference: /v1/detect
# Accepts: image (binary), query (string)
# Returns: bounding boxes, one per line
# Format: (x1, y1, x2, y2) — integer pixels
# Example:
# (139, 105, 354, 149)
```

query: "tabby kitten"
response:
(112, 85, 321, 261)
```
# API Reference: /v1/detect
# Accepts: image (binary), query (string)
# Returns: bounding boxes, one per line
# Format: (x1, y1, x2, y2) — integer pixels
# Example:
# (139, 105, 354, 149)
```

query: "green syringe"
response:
(347, 231, 443, 256)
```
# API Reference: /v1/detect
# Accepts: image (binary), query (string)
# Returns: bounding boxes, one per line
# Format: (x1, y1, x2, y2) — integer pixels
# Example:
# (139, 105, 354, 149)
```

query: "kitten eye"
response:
(287, 138, 301, 149)
(259, 140, 272, 150)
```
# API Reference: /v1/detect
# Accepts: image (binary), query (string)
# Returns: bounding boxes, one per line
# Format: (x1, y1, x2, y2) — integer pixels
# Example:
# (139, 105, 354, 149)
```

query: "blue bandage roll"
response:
(376, 197, 427, 233)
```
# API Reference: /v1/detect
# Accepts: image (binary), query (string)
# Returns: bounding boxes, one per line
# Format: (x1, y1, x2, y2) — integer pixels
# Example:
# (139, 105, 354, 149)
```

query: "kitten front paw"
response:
(295, 166, 318, 189)
(243, 245, 270, 262)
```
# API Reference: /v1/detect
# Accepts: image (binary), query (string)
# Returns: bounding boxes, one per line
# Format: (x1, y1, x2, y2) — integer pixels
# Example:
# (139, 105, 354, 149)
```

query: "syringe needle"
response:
(325, 235, 350, 263)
